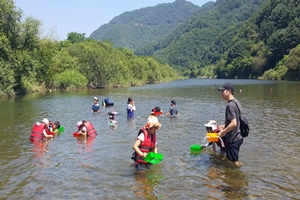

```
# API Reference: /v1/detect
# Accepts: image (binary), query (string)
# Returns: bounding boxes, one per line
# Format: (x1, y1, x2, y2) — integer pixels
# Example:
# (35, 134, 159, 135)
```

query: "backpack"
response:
(232, 101, 249, 138)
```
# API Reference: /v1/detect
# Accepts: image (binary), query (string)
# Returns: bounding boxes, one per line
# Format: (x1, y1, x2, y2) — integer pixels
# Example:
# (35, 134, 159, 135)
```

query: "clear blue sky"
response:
(14, 0, 212, 40)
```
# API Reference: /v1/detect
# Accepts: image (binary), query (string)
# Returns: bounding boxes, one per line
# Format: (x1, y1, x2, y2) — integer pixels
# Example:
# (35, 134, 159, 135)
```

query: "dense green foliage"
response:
(216, 0, 300, 80)
(89, 0, 210, 50)
(135, 0, 266, 77)
(0, 0, 178, 98)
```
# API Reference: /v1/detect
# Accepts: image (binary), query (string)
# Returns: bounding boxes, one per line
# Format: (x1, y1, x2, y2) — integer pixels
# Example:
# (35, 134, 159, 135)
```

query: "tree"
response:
(66, 32, 86, 43)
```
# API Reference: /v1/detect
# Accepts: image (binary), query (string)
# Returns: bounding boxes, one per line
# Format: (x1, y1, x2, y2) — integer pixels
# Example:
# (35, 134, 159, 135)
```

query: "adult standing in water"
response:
(217, 82, 243, 167)
(127, 97, 136, 119)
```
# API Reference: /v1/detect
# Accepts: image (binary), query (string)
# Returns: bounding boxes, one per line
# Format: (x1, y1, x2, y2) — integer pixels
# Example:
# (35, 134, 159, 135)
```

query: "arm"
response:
(79, 126, 87, 136)
(218, 118, 237, 138)
(133, 140, 147, 158)
(154, 146, 157, 153)
(43, 129, 53, 138)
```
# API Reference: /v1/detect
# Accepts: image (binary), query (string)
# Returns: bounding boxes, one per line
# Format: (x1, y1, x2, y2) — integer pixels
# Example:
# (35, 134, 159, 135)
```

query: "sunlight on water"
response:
(0, 79, 300, 199)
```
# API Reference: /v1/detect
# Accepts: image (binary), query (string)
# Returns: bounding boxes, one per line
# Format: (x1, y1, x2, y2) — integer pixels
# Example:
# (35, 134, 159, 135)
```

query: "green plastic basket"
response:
(58, 126, 65, 132)
(144, 152, 163, 165)
(190, 144, 202, 154)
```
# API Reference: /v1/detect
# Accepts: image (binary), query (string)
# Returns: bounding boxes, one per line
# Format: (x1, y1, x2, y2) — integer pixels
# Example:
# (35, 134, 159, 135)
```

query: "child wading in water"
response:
(132, 116, 161, 170)
(204, 120, 226, 153)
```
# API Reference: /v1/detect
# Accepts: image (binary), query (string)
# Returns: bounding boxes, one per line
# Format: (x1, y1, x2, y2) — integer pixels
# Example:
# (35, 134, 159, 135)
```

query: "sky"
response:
(14, 0, 212, 40)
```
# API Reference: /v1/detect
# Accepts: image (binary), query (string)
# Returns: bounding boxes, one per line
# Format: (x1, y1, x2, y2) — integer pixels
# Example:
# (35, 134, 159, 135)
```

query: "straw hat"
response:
(144, 116, 162, 129)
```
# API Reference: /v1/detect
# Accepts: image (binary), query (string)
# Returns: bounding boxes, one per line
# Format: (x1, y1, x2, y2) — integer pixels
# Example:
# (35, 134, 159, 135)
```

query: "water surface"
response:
(0, 79, 300, 199)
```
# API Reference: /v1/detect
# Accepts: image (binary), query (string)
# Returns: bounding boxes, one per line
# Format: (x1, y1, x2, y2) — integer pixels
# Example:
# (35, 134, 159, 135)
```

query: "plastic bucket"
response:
(144, 152, 163, 164)
(73, 132, 81, 137)
(206, 133, 219, 142)
(190, 144, 202, 154)
(47, 132, 55, 136)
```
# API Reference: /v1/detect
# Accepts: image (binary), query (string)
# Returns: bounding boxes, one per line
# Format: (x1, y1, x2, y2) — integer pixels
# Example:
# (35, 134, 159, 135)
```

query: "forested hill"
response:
(89, 0, 214, 50)
(135, 0, 267, 77)
(215, 0, 300, 80)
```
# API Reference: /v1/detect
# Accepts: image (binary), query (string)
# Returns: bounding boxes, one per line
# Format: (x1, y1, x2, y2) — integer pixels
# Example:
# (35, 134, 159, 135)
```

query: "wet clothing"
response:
(102, 98, 114, 106)
(78, 121, 97, 137)
(92, 103, 100, 112)
(127, 104, 136, 118)
(226, 138, 243, 162)
(30, 122, 47, 141)
(169, 106, 178, 116)
(132, 128, 156, 165)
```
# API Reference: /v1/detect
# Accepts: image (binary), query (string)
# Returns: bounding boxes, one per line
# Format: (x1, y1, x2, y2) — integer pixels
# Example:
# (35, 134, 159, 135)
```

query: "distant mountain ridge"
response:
(89, 0, 214, 50)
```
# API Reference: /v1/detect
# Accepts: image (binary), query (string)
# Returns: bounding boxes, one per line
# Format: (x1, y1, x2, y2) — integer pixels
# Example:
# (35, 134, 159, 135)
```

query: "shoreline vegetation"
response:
(0, 0, 179, 98)
(1, 0, 299, 99)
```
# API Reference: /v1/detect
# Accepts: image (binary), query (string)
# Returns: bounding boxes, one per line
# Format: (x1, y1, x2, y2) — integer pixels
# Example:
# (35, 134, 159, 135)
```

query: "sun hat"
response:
(144, 116, 162, 129)
(204, 120, 218, 131)
(76, 121, 82, 129)
(94, 96, 99, 101)
(217, 82, 234, 93)
(42, 118, 49, 124)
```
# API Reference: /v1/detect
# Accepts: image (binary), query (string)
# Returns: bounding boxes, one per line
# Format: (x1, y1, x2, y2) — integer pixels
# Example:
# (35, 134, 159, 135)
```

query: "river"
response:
(0, 79, 299, 199)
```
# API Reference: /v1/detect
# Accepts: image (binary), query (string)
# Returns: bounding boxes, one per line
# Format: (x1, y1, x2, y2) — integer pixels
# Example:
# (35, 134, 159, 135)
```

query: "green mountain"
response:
(89, 0, 214, 50)
(215, 0, 300, 80)
(135, 0, 267, 77)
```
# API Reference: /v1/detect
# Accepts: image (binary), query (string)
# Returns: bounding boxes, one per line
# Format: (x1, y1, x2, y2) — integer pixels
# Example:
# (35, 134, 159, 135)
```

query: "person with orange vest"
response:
(204, 120, 226, 152)
(76, 120, 97, 137)
(132, 116, 161, 169)
(150, 106, 163, 117)
(29, 118, 53, 141)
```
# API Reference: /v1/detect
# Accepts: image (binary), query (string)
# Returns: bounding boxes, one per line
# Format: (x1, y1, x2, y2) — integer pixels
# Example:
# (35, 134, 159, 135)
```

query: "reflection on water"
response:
(76, 136, 96, 153)
(0, 79, 300, 199)
(133, 167, 164, 200)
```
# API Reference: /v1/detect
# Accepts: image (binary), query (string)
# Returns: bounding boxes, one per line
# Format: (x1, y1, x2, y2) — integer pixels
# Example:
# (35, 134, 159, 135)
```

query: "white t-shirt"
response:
(127, 104, 136, 111)
(137, 133, 157, 145)
(81, 126, 87, 132)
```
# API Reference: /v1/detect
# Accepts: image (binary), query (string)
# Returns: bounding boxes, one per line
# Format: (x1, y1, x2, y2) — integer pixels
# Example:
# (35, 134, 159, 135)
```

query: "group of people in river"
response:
(29, 82, 244, 168)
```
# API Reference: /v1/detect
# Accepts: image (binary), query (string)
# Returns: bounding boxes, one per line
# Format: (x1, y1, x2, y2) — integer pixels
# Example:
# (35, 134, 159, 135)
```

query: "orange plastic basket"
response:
(206, 133, 219, 142)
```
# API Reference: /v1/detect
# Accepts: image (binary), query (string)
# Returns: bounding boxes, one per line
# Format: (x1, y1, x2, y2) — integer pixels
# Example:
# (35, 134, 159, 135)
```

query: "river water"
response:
(0, 79, 300, 199)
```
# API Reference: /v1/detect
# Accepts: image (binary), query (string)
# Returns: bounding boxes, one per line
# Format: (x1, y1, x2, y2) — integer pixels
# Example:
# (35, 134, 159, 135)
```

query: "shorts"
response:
(226, 138, 243, 162)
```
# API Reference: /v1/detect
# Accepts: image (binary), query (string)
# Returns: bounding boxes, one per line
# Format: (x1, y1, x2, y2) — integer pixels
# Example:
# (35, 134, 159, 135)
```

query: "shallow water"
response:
(0, 79, 300, 199)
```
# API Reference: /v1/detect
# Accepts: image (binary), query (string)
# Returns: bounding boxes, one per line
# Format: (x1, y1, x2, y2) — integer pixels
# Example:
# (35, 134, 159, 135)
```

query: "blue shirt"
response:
(92, 104, 100, 112)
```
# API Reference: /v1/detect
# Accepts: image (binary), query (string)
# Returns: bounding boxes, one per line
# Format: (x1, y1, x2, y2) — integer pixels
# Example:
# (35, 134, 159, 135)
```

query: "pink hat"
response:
(76, 121, 82, 129)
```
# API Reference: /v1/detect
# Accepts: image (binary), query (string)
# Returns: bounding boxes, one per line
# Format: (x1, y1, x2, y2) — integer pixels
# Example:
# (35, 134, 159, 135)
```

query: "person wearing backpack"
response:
(217, 82, 243, 167)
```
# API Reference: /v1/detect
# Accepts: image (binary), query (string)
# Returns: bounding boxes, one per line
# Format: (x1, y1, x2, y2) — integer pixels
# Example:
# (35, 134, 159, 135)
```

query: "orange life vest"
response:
(78, 121, 97, 137)
(30, 122, 47, 141)
(134, 128, 156, 164)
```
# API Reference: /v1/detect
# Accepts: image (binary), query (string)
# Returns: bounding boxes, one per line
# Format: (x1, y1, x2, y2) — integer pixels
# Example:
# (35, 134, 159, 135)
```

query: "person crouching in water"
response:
(29, 118, 53, 141)
(108, 111, 118, 125)
(204, 120, 226, 153)
(150, 106, 163, 117)
(48, 121, 61, 134)
(76, 120, 97, 137)
(132, 116, 161, 170)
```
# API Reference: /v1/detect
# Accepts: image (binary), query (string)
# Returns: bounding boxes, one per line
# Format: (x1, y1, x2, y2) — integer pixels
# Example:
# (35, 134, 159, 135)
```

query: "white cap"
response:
(94, 96, 99, 101)
(204, 120, 217, 131)
(42, 118, 49, 124)
(76, 121, 82, 129)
